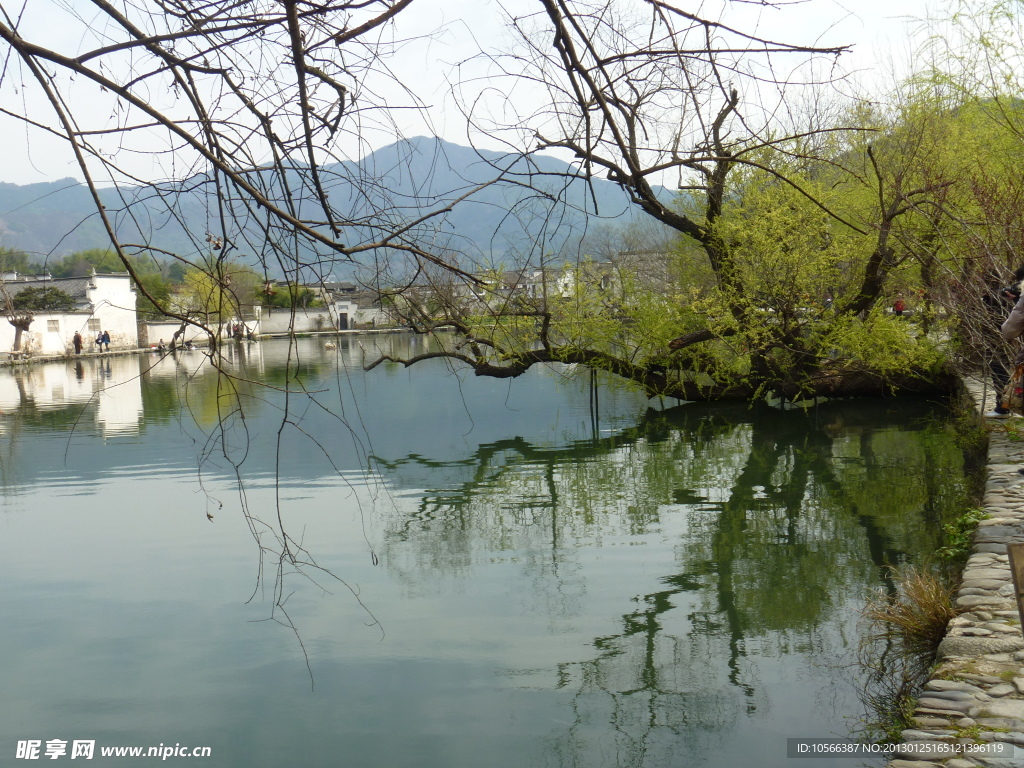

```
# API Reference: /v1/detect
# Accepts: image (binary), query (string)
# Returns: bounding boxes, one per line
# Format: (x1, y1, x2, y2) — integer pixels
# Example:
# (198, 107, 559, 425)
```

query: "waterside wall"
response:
(885, 379, 1024, 767)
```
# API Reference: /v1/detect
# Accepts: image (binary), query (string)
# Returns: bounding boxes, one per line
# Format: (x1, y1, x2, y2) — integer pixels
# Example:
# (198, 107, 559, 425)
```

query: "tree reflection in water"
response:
(372, 399, 975, 765)
(0, 342, 978, 765)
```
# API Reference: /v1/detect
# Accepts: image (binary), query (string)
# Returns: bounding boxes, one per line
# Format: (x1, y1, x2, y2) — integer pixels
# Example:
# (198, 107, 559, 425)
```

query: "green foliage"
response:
(179, 258, 262, 322)
(485, 116, 962, 399)
(541, 88, 1024, 398)
(261, 283, 321, 309)
(936, 507, 989, 561)
(0, 248, 43, 275)
(9, 286, 77, 312)
(1000, 419, 1024, 442)
(166, 261, 187, 284)
(955, 722, 984, 743)
(817, 311, 944, 377)
(594, 141, 947, 395)
(48, 248, 126, 278)
(135, 272, 172, 320)
(880, 695, 918, 744)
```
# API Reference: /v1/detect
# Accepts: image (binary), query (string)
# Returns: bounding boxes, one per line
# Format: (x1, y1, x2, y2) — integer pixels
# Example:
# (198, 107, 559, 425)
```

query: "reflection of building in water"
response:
(140, 348, 211, 380)
(0, 356, 143, 436)
(139, 342, 266, 381)
(216, 339, 265, 378)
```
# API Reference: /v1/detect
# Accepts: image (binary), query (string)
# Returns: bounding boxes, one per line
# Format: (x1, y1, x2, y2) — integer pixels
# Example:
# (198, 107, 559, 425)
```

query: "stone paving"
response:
(887, 378, 1024, 767)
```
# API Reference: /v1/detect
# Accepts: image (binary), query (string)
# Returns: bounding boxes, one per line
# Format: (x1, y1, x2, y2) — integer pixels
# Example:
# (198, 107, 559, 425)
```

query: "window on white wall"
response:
(87, 319, 100, 332)
(47, 319, 59, 332)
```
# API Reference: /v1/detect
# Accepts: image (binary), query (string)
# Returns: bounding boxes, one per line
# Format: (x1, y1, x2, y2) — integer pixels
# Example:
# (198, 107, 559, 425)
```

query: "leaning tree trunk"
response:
(7, 313, 33, 352)
(170, 320, 187, 351)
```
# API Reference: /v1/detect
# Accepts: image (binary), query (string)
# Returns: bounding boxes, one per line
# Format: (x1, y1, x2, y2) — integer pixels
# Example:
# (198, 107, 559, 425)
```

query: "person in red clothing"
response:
(893, 293, 906, 317)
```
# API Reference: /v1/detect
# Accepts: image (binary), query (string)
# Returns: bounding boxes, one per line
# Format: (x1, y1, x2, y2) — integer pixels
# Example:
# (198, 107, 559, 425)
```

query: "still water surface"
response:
(0, 335, 976, 767)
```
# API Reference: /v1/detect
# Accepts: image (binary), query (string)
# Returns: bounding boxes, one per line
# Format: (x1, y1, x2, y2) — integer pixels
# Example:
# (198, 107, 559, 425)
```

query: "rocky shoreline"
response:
(886, 380, 1024, 768)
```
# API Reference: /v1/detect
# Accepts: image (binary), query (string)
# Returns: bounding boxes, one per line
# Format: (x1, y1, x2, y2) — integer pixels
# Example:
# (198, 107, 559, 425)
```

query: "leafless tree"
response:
(0, 1, 958, 663)
(0, 0, 467, 655)
(0, 0, 484, 332)
(368, 1, 959, 400)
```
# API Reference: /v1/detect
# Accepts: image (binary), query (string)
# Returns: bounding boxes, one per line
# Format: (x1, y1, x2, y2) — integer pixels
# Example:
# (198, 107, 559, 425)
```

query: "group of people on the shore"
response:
(230, 322, 255, 341)
(149, 338, 194, 352)
(67, 330, 206, 357)
(69, 331, 203, 356)
(70, 330, 110, 355)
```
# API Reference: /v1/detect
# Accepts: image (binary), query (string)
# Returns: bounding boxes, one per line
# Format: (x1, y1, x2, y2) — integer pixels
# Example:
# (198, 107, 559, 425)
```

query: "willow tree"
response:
(180, 258, 263, 335)
(4, 0, 952, 400)
(367, 0, 961, 401)
(905, 1, 1024, 385)
(0, 0, 946, 654)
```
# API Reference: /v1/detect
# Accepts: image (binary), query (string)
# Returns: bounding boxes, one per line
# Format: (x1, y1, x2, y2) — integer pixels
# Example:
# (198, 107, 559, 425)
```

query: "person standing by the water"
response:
(101, 330, 111, 351)
(893, 293, 907, 317)
(985, 268, 1024, 418)
(72, 331, 82, 355)
(1000, 290, 1024, 476)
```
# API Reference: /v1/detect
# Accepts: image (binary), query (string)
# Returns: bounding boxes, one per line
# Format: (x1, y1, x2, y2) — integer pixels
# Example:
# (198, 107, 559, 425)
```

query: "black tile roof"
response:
(0, 276, 93, 307)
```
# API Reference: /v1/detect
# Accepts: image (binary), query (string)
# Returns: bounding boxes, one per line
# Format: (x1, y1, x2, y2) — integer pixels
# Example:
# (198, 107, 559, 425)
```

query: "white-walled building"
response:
(258, 282, 391, 334)
(0, 272, 138, 355)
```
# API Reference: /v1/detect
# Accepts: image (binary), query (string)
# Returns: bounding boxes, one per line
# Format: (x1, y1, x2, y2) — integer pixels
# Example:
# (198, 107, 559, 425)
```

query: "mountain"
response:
(340, 137, 658, 260)
(0, 179, 114, 259)
(0, 138, 668, 274)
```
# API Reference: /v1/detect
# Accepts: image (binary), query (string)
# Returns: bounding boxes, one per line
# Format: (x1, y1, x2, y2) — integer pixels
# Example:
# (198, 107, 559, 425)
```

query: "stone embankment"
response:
(0, 328, 403, 367)
(888, 379, 1024, 768)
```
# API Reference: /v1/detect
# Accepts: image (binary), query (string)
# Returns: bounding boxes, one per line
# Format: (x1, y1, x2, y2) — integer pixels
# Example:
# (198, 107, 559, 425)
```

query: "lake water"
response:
(0, 335, 977, 767)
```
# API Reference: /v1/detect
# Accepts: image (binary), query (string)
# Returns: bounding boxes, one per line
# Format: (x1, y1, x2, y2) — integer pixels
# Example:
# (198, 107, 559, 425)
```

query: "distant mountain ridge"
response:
(0, 138, 666, 274)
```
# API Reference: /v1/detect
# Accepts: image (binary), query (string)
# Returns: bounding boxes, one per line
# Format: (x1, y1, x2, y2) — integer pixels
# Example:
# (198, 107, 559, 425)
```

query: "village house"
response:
(311, 281, 390, 329)
(0, 271, 138, 355)
(502, 262, 616, 302)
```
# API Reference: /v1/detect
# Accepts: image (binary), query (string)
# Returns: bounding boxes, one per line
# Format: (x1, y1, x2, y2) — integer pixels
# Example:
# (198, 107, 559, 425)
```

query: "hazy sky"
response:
(0, 0, 943, 187)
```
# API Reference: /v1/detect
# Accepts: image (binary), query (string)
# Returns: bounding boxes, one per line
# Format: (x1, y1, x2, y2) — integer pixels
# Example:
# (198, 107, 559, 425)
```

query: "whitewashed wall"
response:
(83, 274, 138, 351)
(1, 274, 139, 355)
(335, 299, 389, 328)
(259, 307, 337, 334)
(140, 321, 212, 347)
(0, 312, 90, 356)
